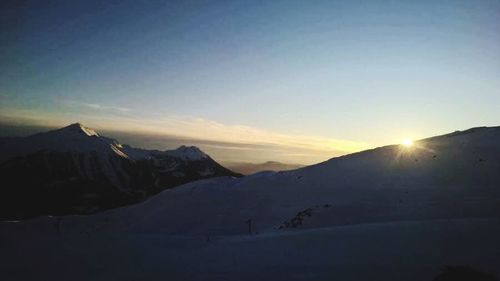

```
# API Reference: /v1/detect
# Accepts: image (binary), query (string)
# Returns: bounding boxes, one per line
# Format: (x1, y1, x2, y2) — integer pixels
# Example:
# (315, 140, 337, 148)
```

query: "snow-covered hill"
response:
(1, 126, 500, 281)
(55, 126, 500, 236)
(1, 218, 499, 281)
(0, 123, 240, 219)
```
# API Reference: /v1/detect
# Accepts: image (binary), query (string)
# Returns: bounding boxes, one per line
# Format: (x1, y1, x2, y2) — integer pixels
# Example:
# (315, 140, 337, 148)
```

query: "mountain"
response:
(121, 144, 242, 189)
(0, 123, 240, 219)
(1, 126, 500, 281)
(225, 161, 305, 175)
(59, 126, 500, 235)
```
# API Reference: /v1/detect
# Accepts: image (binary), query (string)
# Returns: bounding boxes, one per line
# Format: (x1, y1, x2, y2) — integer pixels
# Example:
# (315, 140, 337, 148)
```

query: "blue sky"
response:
(1, 0, 500, 164)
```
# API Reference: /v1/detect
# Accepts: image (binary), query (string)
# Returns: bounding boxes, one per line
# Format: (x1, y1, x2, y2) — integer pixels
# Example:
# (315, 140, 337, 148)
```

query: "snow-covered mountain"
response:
(121, 144, 209, 161)
(1, 126, 500, 281)
(59, 126, 500, 235)
(120, 143, 242, 191)
(165, 145, 209, 160)
(0, 123, 240, 219)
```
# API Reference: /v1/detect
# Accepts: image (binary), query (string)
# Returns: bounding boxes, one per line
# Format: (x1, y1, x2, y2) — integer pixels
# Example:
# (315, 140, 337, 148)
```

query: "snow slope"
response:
(55, 126, 500, 236)
(1, 218, 499, 281)
(1, 126, 500, 280)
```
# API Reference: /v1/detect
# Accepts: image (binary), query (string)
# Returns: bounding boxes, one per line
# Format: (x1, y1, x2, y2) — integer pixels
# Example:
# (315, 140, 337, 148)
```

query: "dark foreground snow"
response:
(1, 218, 499, 281)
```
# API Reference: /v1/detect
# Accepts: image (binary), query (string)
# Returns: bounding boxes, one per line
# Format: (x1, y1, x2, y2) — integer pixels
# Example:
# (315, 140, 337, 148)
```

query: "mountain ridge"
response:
(0, 123, 241, 219)
(2, 125, 500, 281)
(225, 160, 305, 175)
(64, 125, 500, 235)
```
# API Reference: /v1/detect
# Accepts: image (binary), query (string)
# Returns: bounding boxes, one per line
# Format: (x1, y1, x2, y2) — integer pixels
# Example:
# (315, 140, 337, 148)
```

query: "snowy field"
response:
(1, 218, 499, 281)
(2, 127, 500, 280)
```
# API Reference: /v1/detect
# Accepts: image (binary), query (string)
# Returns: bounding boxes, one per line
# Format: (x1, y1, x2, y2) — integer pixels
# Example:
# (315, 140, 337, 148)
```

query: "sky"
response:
(1, 0, 500, 164)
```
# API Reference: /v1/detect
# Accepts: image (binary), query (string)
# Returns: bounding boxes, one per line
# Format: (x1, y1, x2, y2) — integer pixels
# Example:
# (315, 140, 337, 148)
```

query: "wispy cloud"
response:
(0, 106, 371, 164)
(85, 116, 371, 155)
(64, 100, 131, 113)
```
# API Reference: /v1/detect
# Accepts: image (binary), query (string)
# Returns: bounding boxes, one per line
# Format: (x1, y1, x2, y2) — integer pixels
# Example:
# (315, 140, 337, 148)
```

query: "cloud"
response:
(81, 103, 131, 113)
(83, 115, 371, 155)
(64, 100, 131, 113)
(0, 105, 371, 163)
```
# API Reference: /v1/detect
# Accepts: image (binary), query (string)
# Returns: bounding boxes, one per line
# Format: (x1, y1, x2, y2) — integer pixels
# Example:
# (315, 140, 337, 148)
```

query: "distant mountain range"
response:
(0, 123, 240, 219)
(225, 161, 305, 175)
(62, 126, 500, 236)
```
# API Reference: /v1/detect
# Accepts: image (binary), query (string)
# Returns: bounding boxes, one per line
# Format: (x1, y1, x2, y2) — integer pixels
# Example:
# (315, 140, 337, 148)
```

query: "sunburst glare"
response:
(402, 139, 414, 147)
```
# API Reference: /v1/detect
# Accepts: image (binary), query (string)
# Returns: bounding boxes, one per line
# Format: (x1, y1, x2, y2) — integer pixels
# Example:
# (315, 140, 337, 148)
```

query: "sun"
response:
(402, 139, 414, 147)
